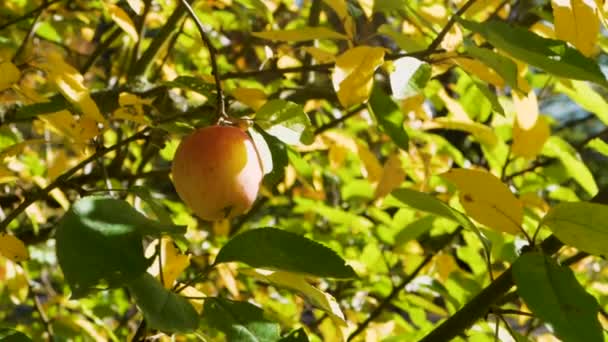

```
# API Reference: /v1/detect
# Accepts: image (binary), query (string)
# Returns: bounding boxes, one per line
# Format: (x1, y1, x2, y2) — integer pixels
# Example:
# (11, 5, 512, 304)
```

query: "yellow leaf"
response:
(322, 0, 355, 39)
(513, 90, 539, 130)
(453, 57, 505, 87)
(107, 3, 138, 41)
(0, 233, 29, 262)
(0, 62, 20, 92)
(33, 176, 70, 210)
(126, 0, 144, 14)
(40, 110, 100, 145)
(425, 118, 498, 146)
(0, 165, 17, 184)
(357, 0, 374, 18)
(212, 219, 231, 237)
(217, 263, 240, 298)
(440, 24, 463, 52)
(118, 92, 153, 107)
(177, 284, 205, 313)
(552, 0, 600, 56)
(302, 46, 336, 63)
(241, 268, 347, 325)
(5, 260, 28, 303)
(252, 27, 348, 41)
(375, 153, 406, 199)
(512, 115, 551, 159)
(146, 237, 190, 289)
(41, 53, 106, 124)
(232, 87, 267, 110)
(332, 46, 385, 108)
(356, 142, 383, 183)
(442, 168, 523, 235)
(437, 88, 470, 121)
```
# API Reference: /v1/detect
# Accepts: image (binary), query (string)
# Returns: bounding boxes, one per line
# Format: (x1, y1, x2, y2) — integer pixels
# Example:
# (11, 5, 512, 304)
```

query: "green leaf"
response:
(55, 197, 183, 297)
(390, 188, 491, 256)
(369, 87, 409, 150)
(389, 56, 431, 100)
(555, 81, 608, 125)
(458, 19, 608, 87)
(280, 328, 310, 342)
(586, 138, 608, 157)
(0, 328, 33, 342)
(249, 126, 288, 188)
(215, 228, 357, 279)
(164, 76, 216, 98)
(202, 297, 281, 342)
(127, 273, 199, 333)
(465, 44, 519, 91)
(542, 136, 598, 196)
(512, 252, 603, 342)
(470, 76, 505, 116)
(254, 100, 313, 145)
(378, 24, 427, 52)
(542, 202, 608, 257)
(14, 97, 71, 120)
(129, 186, 175, 225)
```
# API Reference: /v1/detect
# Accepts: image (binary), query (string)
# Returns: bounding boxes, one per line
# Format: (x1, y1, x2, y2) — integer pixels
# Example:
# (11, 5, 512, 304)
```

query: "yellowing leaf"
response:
(217, 263, 240, 298)
(375, 153, 406, 199)
(552, 0, 600, 56)
(512, 115, 551, 159)
(437, 88, 470, 121)
(322, 0, 355, 39)
(453, 57, 505, 87)
(177, 285, 205, 313)
(442, 168, 523, 235)
(440, 24, 463, 52)
(232, 87, 267, 110)
(241, 268, 346, 325)
(424, 118, 498, 146)
(302, 46, 336, 63)
(332, 46, 385, 108)
(40, 53, 106, 124)
(40, 110, 100, 145)
(0, 62, 20, 92)
(513, 90, 539, 130)
(0, 165, 17, 184)
(356, 142, 383, 183)
(0, 139, 45, 160)
(0, 233, 29, 262)
(252, 27, 348, 41)
(146, 237, 190, 289)
(126, 0, 144, 14)
(107, 3, 138, 41)
(357, 0, 374, 18)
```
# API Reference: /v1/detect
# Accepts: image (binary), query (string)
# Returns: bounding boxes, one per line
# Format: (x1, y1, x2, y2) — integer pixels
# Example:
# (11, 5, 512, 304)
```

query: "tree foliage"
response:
(1, 0, 608, 341)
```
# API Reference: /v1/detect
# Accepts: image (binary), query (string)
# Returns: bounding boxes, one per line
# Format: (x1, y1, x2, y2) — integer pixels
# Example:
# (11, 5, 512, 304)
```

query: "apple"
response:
(171, 125, 263, 221)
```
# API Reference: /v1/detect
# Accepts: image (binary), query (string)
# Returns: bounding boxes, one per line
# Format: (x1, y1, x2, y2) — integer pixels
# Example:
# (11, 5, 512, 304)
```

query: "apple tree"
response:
(1, 0, 608, 341)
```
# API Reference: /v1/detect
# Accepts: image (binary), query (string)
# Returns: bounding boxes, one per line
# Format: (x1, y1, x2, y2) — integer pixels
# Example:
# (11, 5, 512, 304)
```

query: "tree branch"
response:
(0, 128, 151, 233)
(424, 0, 479, 54)
(0, 0, 63, 31)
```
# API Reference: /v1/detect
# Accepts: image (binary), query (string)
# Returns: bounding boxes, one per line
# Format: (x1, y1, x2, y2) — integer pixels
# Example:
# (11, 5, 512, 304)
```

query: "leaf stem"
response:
(180, 0, 227, 120)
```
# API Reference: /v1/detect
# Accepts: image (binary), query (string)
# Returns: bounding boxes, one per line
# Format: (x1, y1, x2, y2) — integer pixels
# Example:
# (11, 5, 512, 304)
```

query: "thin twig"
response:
(314, 103, 366, 134)
(0, 128, 151, 233)
(347, 253, 435, 341)
(0, 0, 62, 31)
(424, 0, 479, 54)
(12, 8, 43, 63)
(180, 0, 226, 119)
(80, 27, 122, 74)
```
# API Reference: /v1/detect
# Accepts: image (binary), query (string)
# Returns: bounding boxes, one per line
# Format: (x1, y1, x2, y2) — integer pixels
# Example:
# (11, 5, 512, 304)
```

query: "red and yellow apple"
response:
(171, 125, 263, 221)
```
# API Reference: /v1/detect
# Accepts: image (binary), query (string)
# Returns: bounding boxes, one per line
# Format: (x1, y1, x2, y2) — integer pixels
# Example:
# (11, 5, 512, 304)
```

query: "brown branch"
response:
(314, 103, 366, 134)
(0, 0, 63, 31)
(0, 128, 151, 233)
(180, 0, 226, 119)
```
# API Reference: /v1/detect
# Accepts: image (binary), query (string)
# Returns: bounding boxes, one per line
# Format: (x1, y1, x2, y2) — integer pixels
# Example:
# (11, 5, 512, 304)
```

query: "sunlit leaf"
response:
(542, 201, 608, 257)
(232, 87, 267, 110)
(586, 137, 608, 156)
(0, 233, 29, 262)
(107, 4, 138, 41)
(375, 153, 406, 199)
(458, 18, 608, 86)
(146, 237, 190, 289)
(332, 46, 386, 108)
(555, 80, 608, 125)
(442, 169, 523, 235)
(542, 136, 598, 196)
(552, 0, 600, 56)
(389, 56, 431, 100)
(255, 100, 313, 145)
(512, 115, 550, 159)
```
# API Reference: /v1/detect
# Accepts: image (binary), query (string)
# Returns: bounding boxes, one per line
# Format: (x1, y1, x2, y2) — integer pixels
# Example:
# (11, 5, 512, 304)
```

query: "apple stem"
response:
(180, 0, 227, 122)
